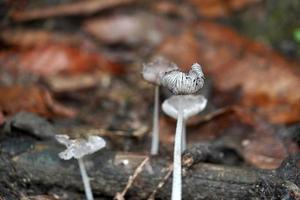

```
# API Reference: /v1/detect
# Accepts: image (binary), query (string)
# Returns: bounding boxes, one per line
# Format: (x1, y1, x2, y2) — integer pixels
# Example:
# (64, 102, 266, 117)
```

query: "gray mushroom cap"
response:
(55, 134, 106, 160)
(162, 95, 207, 119)
(161, 63, 204, 95)
(142, 56, 178, 85)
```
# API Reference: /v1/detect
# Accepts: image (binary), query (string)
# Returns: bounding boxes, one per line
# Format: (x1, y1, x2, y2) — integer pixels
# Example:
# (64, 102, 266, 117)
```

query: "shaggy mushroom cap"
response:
(142, 56, 178, 85)
(55, 135, 106, 160)
(162, 95, 207, 119)
(161, 63, 204, 95)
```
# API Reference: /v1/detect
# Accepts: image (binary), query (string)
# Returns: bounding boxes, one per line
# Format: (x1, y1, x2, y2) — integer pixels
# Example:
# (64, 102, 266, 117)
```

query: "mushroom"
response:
(55, 134, 106, 200)
(142, 56, 178, 155)
(161, 63, 204, 95)
(160, 63, 205, 200)
(162, 95, 207, 151)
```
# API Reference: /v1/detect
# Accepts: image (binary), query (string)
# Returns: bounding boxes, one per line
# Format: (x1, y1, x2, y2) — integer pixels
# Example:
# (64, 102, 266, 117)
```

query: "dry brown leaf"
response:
(0, 29, 92, 48)
(157, 30, 200, 70)
(240, 119, 299, 169)
(0, 44, 125, 77)
(0, 85, 76, 118)
(83, 12, 173, 47)
(243, 93, 300, 124)
(45, 72, 108, 92)
(241, 132, 297, 169)
(189, 0, 261, 18)
(10, 0, 136, 21)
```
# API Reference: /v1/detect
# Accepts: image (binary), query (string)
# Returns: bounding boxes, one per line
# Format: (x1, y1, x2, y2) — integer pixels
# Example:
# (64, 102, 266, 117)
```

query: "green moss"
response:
(293, 28, 300, 43)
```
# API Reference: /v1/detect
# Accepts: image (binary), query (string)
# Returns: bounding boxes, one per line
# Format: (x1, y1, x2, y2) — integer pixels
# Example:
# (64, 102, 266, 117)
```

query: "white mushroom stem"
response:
(181, 119, 186, 152)
(78, 158, 94, 200)
(172, 105, 183, 200)
(150, 85, 160, 155)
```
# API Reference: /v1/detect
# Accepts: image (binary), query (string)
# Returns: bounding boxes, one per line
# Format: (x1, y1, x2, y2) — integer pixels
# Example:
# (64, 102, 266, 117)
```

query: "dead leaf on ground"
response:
(45, 72, 109, 93)
(0, 29, 94, 49)
(10, 0, 136, 21)
(0, 44, 125, 77)
(0, 85, 76, 118)
(83, 12, 175, 47)
(189, 0, 262, 18)
(157, 30, 200, 70)
(241, 120, 299, 169)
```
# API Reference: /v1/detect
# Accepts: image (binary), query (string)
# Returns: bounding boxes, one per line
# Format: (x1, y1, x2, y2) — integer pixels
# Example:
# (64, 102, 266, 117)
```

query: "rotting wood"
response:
(1, 141, 298, 199)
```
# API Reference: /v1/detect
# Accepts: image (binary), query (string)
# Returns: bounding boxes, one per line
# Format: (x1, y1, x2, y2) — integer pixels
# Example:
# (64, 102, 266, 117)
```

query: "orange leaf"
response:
(0, 85, 76, 118)
(0, 44, 125, 76)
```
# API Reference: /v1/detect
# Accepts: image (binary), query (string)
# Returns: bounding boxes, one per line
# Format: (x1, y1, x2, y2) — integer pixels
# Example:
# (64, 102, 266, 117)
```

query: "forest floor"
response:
(0, 0, 300, 199)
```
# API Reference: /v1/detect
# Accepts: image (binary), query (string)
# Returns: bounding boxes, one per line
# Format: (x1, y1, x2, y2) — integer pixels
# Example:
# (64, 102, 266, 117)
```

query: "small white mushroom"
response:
(142, 56, 178, 155)
(142, 56, 178, 85)
(55, 134, 106, 200)
(162, 95, 207, 151)
(160, 63, 206, 200)
(161, 63, 204, 95)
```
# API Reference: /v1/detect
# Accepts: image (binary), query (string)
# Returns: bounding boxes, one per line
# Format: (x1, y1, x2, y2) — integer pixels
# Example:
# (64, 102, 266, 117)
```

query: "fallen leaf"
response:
(45, 72, 108, 93)
(241, 121, 299, 169)
(84, 12, 173, 47)
(157, 30, 200, 70)
(243, 93, 300, 124)
(10, 0, 136, 21)
(0, 85, 76, 118)
(189, 0, 262, 18)
(0, 29, 93, 49)
(0, 44, 125, 77)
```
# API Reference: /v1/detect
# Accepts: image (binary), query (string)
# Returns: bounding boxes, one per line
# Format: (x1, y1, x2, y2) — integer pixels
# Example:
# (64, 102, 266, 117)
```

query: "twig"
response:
(114, 157, 150, 200)
(147, 164, 173, 200)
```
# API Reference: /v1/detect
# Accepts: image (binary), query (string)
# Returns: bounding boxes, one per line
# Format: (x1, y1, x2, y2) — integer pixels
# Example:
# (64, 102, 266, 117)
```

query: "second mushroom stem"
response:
(151, 85, 160, 155)
(172, 105, 183, 200)
(181, 119, 186, 152)
(78, 158, 94, 200)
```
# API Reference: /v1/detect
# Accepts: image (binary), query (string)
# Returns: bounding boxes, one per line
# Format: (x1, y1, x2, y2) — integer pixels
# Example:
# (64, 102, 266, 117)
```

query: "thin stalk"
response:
(181, 119, 186, 152)
(151, 85, 160, 155)
(78, 158, 94, 200)
(172, 106, 183, 200)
